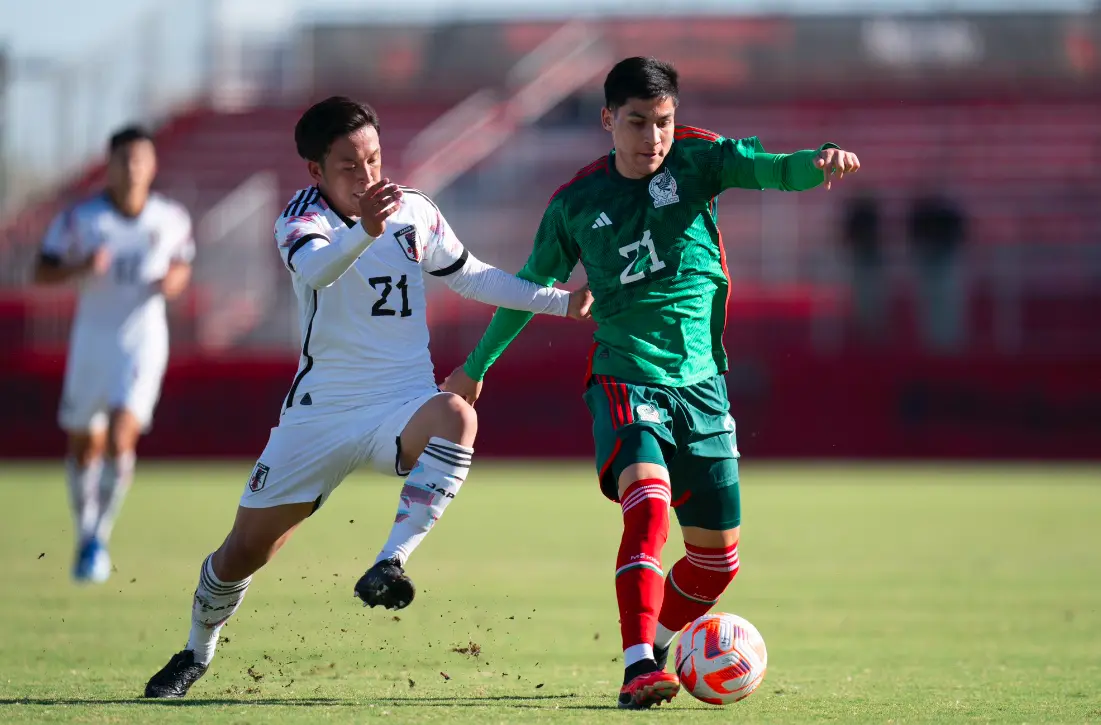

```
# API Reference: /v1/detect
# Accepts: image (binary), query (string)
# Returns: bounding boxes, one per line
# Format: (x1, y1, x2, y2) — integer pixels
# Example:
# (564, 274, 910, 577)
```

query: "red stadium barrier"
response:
(5, 327, 1098, 462)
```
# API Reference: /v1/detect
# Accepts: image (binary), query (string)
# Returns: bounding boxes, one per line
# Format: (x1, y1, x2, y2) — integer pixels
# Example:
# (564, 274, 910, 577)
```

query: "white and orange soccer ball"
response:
(674, 612, 768, 705)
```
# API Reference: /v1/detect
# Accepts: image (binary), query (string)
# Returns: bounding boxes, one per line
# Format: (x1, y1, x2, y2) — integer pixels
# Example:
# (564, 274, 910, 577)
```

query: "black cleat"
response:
(654, 642, 670, 671)
(144, 650, 208, 698)
(354, 558, 415, 611)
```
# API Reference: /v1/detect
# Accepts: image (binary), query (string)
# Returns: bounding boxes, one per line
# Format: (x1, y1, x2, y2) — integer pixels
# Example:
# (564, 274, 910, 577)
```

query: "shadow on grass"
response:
(1, 698, 346, 707)
(1, 693, 616, 711)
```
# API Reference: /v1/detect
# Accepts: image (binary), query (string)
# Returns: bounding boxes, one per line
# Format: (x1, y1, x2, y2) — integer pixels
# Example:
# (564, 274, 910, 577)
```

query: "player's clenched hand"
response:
(814, 148, 860, 190)
(567, 285, 594, 320)
(440, 366, 482, 406)
(357, 178, 403, 237)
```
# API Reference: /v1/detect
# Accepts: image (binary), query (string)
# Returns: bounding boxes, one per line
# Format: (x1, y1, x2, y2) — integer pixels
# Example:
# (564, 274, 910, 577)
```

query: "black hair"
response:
(603, 57, 679, 111)
(294, 96, 381, 163)
(108, 125, 154, 153)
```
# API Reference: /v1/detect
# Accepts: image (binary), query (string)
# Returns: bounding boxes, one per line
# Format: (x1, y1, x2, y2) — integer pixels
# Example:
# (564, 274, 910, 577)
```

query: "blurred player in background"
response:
(144, 96, 592, 698)
(34, 126, 194, 585)
(443, 57, 860, 708)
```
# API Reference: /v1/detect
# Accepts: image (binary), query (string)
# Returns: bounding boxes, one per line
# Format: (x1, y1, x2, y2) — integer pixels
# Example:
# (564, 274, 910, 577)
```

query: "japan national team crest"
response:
(393, 224, 421, 262)
(648, 169, 679, 208)
(248, 462, 270, 493)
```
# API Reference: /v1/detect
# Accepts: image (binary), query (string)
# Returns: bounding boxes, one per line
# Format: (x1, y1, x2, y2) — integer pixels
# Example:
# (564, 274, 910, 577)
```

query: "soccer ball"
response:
(674, 612, 767, 705)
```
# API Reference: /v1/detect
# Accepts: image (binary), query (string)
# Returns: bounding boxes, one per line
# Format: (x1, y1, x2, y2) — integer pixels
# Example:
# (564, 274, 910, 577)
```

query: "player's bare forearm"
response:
(158, 262, 192, 300)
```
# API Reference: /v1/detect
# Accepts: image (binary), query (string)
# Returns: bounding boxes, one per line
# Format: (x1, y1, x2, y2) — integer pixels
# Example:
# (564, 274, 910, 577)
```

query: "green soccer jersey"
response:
(464, 125, 837, 387)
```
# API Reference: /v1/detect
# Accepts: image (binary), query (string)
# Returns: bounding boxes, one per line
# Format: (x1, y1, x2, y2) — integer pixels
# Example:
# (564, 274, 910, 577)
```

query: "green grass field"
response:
(1, 461, 1099, 724)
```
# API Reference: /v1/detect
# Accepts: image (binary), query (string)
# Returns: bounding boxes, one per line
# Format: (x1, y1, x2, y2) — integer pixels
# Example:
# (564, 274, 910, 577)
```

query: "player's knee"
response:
(68, 434, 105, 466)
(105, 434, 133, 459)
(216, 503, 310, 580)
(105, 413, 140, 457)
(218, 523, 283, 579)
(433, 393, 478, 447)
(215, 531, 272, 581)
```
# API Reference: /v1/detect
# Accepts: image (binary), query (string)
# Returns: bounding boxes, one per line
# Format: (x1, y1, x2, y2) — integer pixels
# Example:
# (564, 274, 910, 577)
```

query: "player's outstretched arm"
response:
(442, 268, 543, 405)
(461, 264, 545, 375)
(716, 136, 860, 192)
(440, 252, 592, 319)
(752, 144, 860, 191)
(440, 196, 580, 405)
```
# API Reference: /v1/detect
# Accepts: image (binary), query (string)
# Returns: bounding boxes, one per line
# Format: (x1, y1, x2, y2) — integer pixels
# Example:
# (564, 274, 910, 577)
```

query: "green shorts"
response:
(582, 373, 741, 530)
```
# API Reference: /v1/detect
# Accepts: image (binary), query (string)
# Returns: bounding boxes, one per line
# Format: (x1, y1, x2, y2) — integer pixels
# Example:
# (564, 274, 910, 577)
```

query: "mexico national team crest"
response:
(649, 169, 679, 208)
(636, 404, 662, 424)
(248, 462, 270, 493)
(393, 224, 421, 262)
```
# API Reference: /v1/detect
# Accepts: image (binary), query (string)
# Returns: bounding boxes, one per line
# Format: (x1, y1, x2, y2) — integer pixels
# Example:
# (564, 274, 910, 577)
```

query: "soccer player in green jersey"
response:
(443, 57, 860, 709)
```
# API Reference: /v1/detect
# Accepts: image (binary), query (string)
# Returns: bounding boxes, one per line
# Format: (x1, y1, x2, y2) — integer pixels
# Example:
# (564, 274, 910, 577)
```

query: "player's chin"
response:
(638, 155, 663, 174)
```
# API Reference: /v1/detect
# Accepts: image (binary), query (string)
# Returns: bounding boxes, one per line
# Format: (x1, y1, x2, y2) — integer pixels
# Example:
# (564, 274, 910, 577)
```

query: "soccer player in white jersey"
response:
(143, 97, 592, 698)
(34, 126, 194, 584)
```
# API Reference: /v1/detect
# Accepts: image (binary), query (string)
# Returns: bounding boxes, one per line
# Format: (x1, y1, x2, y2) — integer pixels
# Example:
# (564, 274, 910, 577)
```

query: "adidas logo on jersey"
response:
(591, 212, 613, 229)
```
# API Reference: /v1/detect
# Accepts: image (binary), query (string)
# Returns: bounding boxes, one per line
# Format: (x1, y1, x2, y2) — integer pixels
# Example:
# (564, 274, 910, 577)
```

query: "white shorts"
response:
(58, 343, 168, 433)
(239, 390, 444, 510)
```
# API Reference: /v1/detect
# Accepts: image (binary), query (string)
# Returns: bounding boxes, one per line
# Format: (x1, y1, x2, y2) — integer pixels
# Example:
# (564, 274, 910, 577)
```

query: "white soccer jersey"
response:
(40, 192, 195, 350)
(274, 185, 569, 412)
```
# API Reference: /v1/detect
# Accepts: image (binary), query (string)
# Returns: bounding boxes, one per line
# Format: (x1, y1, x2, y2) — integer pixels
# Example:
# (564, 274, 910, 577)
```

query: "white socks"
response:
(66, 457, 103, 543)
(65, 452, 136, 545)
(654, 623, 678, 651)
(95, 452, 135, 543)
(187, 554, 251, 666)
(624, 643, 655, 667)
(375, 437, 473, 566)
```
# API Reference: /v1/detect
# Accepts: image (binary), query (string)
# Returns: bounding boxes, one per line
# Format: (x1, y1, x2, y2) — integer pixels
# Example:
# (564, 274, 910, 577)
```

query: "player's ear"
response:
(306, 160, 324, 185)
(601, 107, 614, 132)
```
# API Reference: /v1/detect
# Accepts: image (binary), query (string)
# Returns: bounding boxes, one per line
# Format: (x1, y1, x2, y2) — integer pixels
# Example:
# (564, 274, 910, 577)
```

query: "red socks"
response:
(657, 541, 740, 635)
(615, 479, 741, 658)
(615, 479, 671, 653)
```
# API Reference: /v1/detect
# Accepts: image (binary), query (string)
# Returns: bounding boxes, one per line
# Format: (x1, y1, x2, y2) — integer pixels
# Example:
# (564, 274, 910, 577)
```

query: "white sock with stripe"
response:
(187, 554, 251, 666)
(375, 437, 473, 566)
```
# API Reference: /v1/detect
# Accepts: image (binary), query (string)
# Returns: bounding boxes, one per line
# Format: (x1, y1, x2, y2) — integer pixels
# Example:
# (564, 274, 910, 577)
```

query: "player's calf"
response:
(654, 534, 741, 661)
(95, 409, 142, 546)
(615, 466, 672, 683)
(144, 501, 313, 697)
(145, 553, 248, 699)
(360, 394, 475, 610)
(359, 434, 472, 608)
(66, 432, 106, 582)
